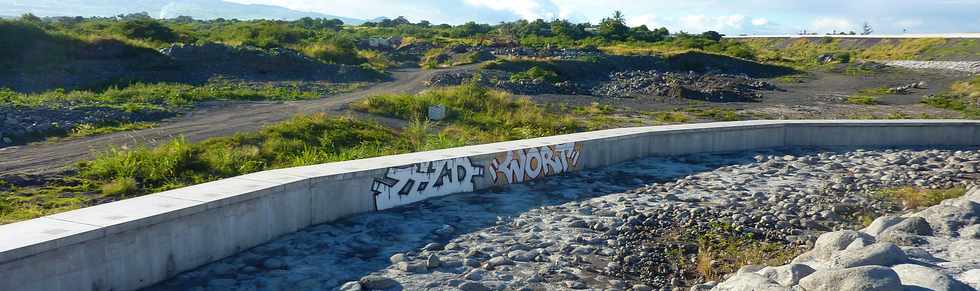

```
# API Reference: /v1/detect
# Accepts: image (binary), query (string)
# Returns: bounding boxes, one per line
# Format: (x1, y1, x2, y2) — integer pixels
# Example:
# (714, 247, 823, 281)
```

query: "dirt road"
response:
(0, 66, 454, 177)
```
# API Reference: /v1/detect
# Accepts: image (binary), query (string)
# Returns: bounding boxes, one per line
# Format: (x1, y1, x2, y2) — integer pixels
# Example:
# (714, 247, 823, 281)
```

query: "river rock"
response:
(828, 243, 907, 268)
(798, 266, 902, 291)
(891, 264, 972, 291)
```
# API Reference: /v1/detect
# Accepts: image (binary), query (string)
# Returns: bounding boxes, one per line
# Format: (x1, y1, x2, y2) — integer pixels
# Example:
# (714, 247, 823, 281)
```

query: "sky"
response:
(219, 0, 980, 35)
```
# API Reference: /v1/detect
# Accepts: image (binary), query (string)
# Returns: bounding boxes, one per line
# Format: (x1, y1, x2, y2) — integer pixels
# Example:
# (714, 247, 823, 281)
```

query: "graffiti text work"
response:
(371, 157, 485, 210)
(491, 143, 582, 184)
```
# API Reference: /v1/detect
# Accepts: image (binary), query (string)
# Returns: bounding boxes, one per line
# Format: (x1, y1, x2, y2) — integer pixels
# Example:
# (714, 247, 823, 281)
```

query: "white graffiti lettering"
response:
(371, 157, 485, 210)
(490, 143, 582, 184)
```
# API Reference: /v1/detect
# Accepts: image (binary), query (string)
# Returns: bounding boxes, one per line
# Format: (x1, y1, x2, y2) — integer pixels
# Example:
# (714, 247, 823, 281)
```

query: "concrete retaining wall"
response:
(1, 120, 978, 291)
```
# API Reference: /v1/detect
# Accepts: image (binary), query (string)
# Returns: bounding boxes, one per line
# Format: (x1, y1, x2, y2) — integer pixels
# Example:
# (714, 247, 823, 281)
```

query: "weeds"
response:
(689, 222, 803, 281)
(872, 186, 967, 210)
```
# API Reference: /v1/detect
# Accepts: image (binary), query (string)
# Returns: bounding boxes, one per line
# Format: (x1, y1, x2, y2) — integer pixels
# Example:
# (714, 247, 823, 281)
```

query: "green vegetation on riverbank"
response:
(1, 85, 604, 223)
(922, 76, 980, 119)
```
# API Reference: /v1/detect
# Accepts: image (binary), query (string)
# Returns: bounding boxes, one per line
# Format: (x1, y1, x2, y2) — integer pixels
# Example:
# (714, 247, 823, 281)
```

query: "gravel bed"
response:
(146, 147, 979, 291)
(882, 61, 980, 74)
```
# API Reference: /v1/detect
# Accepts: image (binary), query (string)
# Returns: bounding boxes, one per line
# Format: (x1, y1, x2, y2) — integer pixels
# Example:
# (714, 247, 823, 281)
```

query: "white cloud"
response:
(677, 14, 746, 32)
(464, 0, 554, 20)
(811, 17, 855, 33)
(751, 18, 769, 26)
(627, 13, 660, 28)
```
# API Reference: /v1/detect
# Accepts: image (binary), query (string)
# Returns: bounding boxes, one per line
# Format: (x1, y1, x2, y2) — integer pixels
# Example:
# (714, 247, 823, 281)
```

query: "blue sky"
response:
(221, 0, 980, 34)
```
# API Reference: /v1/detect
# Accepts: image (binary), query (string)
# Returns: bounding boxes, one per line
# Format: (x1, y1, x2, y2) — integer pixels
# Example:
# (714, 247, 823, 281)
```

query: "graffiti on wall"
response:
(371, 157, 485, 210)
(490, 142, 583, 184)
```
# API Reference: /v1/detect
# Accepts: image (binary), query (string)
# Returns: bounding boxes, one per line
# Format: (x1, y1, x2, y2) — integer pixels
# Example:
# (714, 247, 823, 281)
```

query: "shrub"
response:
(112, 19, 178, 43)
(510, 66, 560, 83)
(302, 36, 363, 65)
(101, 177, 139, 198)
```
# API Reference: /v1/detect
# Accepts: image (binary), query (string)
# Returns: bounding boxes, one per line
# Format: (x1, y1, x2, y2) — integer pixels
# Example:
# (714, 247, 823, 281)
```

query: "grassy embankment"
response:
(1, 85, 621, 223)
(922, 75, 980, 119)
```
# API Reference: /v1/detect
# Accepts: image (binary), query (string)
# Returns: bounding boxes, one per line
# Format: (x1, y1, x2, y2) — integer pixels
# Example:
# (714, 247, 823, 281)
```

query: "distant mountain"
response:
(0, 0, 365, 24)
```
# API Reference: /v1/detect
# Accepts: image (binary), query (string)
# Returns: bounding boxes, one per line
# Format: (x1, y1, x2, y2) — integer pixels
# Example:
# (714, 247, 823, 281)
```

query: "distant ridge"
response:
(0, 0, 365, 24)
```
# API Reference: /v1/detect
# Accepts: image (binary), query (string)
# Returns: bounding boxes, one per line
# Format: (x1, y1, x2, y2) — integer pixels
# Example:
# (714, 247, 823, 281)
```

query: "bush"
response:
(510, 66, 560, 83)
(302, 36, 363, 65)
(352, 84, 581, 141)
(112, 19, 178, 43)
(101, 177, 139, 198)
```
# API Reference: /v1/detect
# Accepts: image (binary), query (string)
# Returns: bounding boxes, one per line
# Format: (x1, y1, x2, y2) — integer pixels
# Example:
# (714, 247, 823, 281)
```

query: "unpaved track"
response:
(0, 66, 461, 177)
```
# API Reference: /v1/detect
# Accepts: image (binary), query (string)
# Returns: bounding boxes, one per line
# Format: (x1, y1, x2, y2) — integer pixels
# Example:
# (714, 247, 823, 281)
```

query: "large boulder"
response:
(756, 264, 816, 286)
(880, 216, 933, 236)
(862, 215, 904, 236)
(913, 193, 980, 236)
(794, 230, 875, 263)
(712, 272, 791, 291)
(891, 264, 972, 291)
(828, 243, 907, 268)
(798, 266, 903, 291)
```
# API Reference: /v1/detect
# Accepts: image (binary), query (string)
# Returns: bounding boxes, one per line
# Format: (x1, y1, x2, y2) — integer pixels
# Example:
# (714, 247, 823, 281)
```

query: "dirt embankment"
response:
(0, 42, 383, 93)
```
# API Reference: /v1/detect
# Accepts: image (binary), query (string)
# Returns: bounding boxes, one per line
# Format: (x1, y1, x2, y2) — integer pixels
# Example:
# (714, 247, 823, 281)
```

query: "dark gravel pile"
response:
(0, 106, 174, 146)
(591, 70, 777, 102)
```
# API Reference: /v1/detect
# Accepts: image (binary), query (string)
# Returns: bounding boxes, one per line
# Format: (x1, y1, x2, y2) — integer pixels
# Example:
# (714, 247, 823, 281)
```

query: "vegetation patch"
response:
(922, 76, 980, 119)
(686, 107, 743, 121)
(510, 66, 560, 83)
(691, 222, 804, 281)
(352, 84, 582, 142)
(845, 87, 891, 105)
(873, 186, 968, 210)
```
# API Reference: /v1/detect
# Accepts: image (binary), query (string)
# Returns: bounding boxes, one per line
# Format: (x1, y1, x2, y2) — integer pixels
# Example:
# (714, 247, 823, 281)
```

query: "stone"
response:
(339, 281, 362, 291)
(891, 264, 972, 291)
(396, 261, 427, 273)
(862, 216, 905, 236)
(464, 269, 485, 280)
(799, 266, 902, 291)
(565, 281, 587, 289)
(389, 253, 406, 264)
(713, 272, 791, 291)
(946, 239, 980, 262)
(487, 256, 513, 267)
(422, 243, 444, 251)
(880, 216, 933, 236)
(458, 281, 491, 291)
(757, 264, 816, 286)
(914, 198, 980, 235)
(795, 230, 875, 262)
(958, 224, 980, 239)
(358, 276, 398, 290)
(632, 284, 654, 291)
(425, 254, 442, 268)
(829, 242, 907, 268)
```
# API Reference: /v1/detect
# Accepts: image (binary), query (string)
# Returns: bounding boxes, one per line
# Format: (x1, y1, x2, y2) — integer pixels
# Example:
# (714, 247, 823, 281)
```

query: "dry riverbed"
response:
(146, 147, 979, 291)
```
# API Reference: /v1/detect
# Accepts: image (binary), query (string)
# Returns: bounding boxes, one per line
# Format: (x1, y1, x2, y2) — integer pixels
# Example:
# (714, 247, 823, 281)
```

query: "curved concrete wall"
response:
(1, 120, 978, 291)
